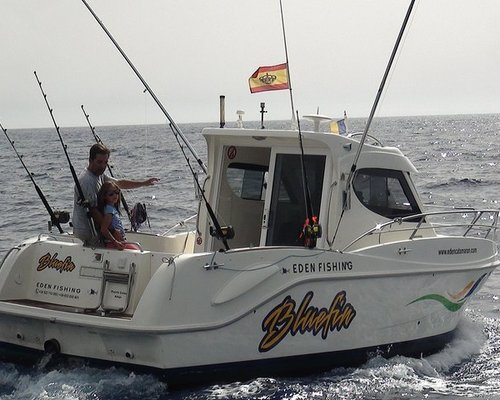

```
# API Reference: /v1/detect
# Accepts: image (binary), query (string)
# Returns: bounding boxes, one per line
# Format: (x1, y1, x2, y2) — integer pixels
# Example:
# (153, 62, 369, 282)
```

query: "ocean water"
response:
(0, 114, 500, 399)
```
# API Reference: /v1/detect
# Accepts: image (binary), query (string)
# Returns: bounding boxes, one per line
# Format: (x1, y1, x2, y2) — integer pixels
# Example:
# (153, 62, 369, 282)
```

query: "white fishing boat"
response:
(0, 121, 498, 385)
(0, 0, 498, 387)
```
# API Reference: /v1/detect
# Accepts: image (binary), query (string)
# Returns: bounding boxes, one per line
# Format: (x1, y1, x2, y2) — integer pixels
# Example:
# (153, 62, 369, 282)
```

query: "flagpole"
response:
(279, 0, 296, 128)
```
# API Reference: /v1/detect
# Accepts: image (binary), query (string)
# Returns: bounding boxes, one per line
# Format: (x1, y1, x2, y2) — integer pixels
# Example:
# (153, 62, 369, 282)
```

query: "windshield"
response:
(353, 168, 421, 218)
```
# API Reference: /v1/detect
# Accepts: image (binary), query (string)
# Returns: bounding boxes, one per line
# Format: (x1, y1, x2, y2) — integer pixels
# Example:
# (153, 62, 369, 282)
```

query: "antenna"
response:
(260, 102, 267, 129)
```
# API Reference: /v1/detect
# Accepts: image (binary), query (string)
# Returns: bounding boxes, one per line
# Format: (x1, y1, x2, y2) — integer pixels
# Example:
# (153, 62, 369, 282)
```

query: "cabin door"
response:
(261, 152, 326, 246)
(211, 146, 271, 250)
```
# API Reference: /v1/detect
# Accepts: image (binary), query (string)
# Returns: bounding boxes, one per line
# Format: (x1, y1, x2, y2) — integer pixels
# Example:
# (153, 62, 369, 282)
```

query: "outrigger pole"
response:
(1, 122, 66, 234)
(80, 0, 207, 174)
(329, 0, 415, 247)
(279, 0, 296, 127)
(344, 0, 416, 197)
(34, 71, 97, 238)
(80, 104, 132, 221)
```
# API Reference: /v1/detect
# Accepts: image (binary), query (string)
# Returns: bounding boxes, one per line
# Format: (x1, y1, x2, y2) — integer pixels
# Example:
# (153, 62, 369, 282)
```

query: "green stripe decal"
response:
(408, 294, 464, 312)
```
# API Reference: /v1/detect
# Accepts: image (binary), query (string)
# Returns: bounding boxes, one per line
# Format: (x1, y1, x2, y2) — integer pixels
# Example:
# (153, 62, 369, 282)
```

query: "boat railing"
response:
(347, 132, 384, 147)
(341, 209, 500, 252)
(161, 214, 197, 236)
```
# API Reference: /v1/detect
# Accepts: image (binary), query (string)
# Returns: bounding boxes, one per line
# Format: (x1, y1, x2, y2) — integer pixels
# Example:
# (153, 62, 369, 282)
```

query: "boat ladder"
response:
(99, 260, 136, 315)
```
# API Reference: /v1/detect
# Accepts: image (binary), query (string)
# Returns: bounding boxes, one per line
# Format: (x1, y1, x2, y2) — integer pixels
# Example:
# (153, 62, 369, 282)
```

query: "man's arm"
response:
(116, 177, 159, 190)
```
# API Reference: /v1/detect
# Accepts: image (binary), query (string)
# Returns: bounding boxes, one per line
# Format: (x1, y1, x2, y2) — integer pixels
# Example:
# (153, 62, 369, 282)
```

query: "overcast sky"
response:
(0, 0, 499, 129)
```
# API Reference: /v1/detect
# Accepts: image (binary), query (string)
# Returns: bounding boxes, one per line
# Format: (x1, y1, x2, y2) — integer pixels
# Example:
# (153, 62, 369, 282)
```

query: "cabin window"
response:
(353, 168, 420, 218)
(226, 163, 268, 201)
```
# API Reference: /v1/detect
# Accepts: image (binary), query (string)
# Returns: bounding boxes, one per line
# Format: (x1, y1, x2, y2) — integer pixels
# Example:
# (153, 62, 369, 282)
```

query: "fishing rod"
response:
(297, 113, 314, 223)
(329, 0, 415, 248)
(79, 1, 231, 248)
(279, 0, 296, 126)
(344, 0, 416, 196)
(80, 0, 207, 174)
(34, 71, 97, 238)
(0, 122, 67, 233)
(81, 104, 104, 144)
(80, 104, 132, 222)
(169, 123, 232, 251)
(296, 113, 321, 248)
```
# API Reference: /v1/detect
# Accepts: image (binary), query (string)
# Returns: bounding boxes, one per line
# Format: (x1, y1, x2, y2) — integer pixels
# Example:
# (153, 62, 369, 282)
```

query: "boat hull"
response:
(0, 235, 496, 385)
(0, 328, 455, 387)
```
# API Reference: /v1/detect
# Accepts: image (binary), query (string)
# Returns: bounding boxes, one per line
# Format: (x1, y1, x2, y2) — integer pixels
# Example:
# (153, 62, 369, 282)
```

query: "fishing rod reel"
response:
(301, 216, 322, 249)
(48, 210, 70, 232)
(209, 225, 235, 241)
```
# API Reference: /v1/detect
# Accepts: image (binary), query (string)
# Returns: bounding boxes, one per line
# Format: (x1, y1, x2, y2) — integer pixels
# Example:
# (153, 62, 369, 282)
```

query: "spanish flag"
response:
(249, 63, 289, 93)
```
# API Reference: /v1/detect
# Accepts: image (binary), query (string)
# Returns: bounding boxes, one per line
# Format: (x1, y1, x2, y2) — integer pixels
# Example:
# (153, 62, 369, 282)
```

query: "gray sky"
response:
(1, 0, 499, 129)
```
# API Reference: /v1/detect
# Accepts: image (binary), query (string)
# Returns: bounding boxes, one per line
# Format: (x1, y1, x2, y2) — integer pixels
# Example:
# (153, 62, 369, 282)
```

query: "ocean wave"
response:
(0, 363, 168, 400)
(424, 177, 493, 189)
(187, 318, 485, 400)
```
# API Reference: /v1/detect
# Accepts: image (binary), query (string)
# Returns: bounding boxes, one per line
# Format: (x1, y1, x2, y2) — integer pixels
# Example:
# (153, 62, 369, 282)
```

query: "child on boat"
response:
(97, 181, 140, 250)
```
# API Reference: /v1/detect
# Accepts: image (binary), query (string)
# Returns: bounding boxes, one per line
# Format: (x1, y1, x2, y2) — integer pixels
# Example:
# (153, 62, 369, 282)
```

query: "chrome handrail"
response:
(342, 209, 499, 252)
(161, 214, 197, 236)
(347, 132, 384, 147)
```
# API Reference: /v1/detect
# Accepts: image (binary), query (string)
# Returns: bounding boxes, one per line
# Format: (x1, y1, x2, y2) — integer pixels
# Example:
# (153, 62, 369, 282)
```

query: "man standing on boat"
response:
(72, 143, 159, 245)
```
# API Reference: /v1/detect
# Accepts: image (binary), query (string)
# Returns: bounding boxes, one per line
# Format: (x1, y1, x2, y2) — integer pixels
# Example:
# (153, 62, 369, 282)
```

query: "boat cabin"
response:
(195, 127, 423, 253)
